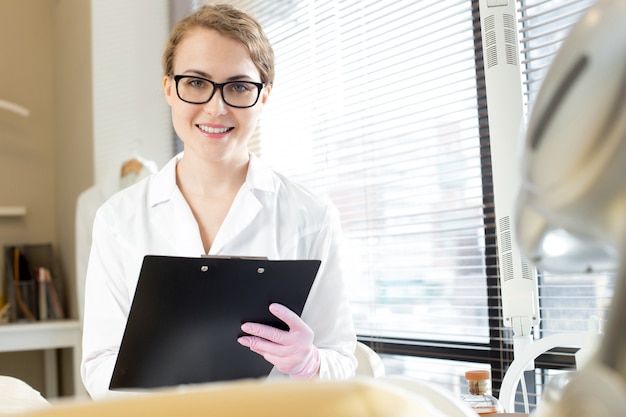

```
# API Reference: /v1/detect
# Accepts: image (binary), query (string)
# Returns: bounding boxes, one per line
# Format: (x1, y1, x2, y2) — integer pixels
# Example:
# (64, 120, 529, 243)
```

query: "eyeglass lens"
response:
(176, 76, 261, 108)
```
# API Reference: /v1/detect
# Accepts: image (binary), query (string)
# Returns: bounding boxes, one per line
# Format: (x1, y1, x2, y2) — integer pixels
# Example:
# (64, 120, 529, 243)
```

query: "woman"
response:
(81, 4, 357, 399)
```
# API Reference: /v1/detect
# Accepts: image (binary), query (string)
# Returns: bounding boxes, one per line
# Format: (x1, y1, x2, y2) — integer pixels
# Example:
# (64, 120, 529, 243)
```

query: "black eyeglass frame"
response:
(172, 75, 265, 109)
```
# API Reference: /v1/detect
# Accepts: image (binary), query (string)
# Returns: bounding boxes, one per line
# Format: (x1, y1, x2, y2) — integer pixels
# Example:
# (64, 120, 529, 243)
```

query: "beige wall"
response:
(0, 1, 58, 258)
(1, 0, 172, 398)
(54, 0, 94, 323)
(0, 0, 92, 397)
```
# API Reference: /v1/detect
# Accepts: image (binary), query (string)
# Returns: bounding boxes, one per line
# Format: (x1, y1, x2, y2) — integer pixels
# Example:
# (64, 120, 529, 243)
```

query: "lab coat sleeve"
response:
(301, 203, 358, 379)
(80, 206, 135, 400)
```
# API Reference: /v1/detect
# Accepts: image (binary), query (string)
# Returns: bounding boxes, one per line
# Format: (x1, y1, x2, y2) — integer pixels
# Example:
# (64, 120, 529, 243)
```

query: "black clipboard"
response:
(109, 255, 321, 390)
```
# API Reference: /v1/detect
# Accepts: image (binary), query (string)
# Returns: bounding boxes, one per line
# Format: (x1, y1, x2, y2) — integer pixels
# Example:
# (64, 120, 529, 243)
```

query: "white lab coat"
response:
(81, 153, 358, 399)
(75, 162, 156, 322)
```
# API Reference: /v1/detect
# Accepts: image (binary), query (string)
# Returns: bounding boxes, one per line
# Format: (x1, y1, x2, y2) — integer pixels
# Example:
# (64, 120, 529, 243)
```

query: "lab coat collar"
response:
(245, 152, 276, 193)
(144, 152, 279, 255)
(146, 152, 182, 208)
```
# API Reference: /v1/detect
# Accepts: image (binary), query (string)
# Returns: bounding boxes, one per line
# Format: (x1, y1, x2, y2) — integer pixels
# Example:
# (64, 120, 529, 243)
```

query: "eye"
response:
(187, 77, 209, 89)
(228, 82, 254, 94)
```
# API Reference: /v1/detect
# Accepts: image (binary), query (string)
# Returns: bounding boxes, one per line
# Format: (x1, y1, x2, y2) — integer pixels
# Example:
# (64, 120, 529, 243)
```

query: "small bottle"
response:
(462, 370, 504, 415)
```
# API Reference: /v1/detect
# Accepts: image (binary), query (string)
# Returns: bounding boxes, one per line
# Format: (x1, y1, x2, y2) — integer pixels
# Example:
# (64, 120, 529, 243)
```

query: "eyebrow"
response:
(181, 69, 257, 82)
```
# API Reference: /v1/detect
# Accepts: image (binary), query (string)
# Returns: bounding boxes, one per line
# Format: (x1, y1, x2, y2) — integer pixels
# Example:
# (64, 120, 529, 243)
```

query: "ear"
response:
(163, 75, 175, 106)
(260, 84, 272, 105)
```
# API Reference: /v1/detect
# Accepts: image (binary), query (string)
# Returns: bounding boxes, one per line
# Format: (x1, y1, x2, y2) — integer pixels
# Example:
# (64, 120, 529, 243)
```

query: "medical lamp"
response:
(515, 0, 626, 415)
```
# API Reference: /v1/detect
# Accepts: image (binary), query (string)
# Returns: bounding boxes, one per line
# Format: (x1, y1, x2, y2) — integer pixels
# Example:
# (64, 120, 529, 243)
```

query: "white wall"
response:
(91, 0, 174, 183)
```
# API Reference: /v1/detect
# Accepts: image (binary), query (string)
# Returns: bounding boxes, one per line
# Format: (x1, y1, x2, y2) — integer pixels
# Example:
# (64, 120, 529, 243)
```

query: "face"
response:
(163, 28, 270, 165)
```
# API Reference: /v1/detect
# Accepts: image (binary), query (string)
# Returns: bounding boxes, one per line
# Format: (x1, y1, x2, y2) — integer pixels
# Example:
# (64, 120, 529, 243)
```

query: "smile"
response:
(197, 125, 233, 134)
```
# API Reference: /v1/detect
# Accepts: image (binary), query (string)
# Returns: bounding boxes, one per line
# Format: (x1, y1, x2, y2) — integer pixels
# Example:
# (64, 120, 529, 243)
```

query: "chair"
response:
(354, 341, 386, 377)
(351, 343, 489, 416)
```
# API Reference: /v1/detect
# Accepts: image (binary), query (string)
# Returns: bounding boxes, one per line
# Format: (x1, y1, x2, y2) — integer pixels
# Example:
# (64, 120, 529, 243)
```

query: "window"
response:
(265, 1, 487, 344)
(186, 0, 613, 412)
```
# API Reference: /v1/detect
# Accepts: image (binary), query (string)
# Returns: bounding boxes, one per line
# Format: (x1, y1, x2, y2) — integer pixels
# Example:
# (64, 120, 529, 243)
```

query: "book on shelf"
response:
(36, 267, 64, 320)
(12, 247, 37, 321)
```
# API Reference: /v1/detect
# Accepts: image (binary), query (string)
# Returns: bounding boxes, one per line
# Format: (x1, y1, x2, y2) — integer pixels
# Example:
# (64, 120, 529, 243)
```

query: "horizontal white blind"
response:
(230, 0, 491, 349)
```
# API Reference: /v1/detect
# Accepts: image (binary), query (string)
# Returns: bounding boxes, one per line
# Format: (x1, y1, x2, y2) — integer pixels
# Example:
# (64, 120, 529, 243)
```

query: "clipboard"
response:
(109, 255, 321, 390)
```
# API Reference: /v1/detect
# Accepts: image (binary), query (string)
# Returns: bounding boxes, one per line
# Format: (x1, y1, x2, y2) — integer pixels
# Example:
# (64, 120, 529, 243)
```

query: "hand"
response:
(237, 303, 320, 379)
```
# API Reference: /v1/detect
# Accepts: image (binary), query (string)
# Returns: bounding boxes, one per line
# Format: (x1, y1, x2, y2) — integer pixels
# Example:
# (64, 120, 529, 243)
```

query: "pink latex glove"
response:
(237, 303, 320, 379)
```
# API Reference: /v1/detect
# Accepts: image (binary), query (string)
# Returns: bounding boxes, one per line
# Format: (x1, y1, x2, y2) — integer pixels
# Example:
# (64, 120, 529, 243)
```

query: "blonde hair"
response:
(162, 4, 275, 86)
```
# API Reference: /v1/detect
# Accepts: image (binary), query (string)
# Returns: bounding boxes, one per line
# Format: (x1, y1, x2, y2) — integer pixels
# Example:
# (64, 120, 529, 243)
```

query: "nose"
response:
(202, 88, 228, 115)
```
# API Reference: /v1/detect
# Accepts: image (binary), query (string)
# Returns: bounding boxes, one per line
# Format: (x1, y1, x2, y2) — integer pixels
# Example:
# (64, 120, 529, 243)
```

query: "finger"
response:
(268, 303, 306, 332)
(238, 336, 302, 373)
(238, 335, 290, 357)
(241, 322, 289, 344)
(237, 335, 267, 352)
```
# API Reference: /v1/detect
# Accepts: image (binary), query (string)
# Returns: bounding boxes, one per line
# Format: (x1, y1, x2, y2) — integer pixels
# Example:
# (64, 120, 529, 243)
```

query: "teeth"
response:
(199, 125, 230, 134)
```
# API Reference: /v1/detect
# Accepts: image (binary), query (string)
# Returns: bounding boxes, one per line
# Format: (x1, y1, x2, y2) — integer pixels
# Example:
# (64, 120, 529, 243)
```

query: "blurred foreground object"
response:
(13, 378, 476, 417)
(0, 376, 50, 414)
(515, 0, 626, 415)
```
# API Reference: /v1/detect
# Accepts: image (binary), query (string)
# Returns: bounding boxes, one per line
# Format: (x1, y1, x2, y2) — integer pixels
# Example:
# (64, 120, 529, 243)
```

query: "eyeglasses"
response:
(173, 75, 264, 108)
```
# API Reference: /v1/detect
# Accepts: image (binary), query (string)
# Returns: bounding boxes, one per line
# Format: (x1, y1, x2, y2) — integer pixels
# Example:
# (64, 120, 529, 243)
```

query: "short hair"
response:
(162, 4, 275, 86)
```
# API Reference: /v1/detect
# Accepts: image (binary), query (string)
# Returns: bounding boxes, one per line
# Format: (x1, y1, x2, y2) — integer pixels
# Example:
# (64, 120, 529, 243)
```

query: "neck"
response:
(176, 152, 249, 197)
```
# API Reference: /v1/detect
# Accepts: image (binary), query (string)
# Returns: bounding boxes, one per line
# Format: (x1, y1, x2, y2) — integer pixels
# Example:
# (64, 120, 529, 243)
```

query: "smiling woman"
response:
(162, 27, 268, 171)
(81, 3, 358, 399)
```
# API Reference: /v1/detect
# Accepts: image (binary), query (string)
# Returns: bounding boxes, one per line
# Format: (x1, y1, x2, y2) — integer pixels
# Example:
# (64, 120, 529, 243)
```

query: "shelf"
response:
(0, 319, 83, 398)
(0, 320, 81, 351)
(0, 206, 27, 217)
